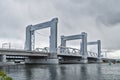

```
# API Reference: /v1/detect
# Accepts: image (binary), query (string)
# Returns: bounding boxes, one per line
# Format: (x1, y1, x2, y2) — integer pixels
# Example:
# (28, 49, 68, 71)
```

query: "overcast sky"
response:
(0, 0, 120, 55)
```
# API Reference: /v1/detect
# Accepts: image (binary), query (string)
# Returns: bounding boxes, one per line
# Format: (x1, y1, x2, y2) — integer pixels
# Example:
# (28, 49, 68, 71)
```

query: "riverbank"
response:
(0, 62, 15, 66)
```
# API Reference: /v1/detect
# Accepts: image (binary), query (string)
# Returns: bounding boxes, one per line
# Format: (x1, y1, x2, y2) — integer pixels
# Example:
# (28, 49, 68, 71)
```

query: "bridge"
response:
(0, 18, 111, 64)
(0, 46, 99, 64)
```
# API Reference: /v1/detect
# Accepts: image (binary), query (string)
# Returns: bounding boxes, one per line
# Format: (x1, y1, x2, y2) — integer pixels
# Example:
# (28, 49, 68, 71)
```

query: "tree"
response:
(0, 70, 12, 80)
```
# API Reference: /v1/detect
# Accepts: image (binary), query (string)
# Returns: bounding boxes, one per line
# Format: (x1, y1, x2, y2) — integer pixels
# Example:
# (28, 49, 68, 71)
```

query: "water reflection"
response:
(60, 65, 66, 80)
(80, 64, 87, 80)
(1, 64, 120, 80)
(48, 65, 58, 80)
(25, 65, 32, 80)
(96, 64, 102, 80)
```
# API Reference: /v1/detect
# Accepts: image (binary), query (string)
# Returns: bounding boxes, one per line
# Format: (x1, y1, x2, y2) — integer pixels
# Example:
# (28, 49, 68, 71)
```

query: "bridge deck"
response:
(0, 49, 98, 59)
(0, 49, 48, 57)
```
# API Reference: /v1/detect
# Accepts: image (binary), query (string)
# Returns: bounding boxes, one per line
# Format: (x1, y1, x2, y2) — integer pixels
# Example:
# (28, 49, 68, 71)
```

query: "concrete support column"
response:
(97, 40, 102, 63)
(25, 54, 58, 64)
(25, 25, 32, 51)
(46, 53, 59, 64)
(2, 55, 6, 62)
(49, 18, 58, 53)
(0, 55, 7, 62)
(49, 18, 58, 64)
(81, 32, 88, 63)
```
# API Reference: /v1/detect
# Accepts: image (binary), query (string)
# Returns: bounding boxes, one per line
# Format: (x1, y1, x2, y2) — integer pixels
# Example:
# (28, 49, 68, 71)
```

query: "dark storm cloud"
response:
(0, 0, 120, 50)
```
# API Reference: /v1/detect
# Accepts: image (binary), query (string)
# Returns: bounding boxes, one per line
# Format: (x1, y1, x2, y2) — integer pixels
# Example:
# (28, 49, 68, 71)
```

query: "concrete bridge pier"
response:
(0, 55, 7, 62)
(46, 53, 59, 64)
(25, 53, 58, 64)
(97, 58, 102, 63)
(81, 58, 88, 63)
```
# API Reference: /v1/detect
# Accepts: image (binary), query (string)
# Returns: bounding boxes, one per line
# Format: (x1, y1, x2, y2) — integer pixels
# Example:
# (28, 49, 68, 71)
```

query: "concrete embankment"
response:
(0, 62, 15, 66)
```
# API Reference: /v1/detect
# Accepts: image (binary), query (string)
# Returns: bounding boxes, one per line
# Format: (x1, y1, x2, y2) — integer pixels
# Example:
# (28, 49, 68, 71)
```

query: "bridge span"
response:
(0, 46, 102, 64)
(0, 49, 48, 57)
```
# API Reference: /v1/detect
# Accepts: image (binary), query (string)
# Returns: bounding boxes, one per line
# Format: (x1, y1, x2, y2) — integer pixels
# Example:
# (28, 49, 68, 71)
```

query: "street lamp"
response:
(2, 43, 11, 49)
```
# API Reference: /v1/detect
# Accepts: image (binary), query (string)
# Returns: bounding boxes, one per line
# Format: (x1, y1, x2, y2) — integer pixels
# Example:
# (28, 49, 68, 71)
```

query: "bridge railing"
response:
(6, 56, 28, 59)
(34, 47, 98, 58)
(34, 47, 49, 53)
(57, 46, 81, 56)
(87, 51, 98, 58)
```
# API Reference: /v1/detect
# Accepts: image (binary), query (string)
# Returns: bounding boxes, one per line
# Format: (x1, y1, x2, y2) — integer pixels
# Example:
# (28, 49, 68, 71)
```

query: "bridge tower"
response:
(87, 40, 102, 63)
(25, 18, 58, 64)
(60, 32, 88, 63)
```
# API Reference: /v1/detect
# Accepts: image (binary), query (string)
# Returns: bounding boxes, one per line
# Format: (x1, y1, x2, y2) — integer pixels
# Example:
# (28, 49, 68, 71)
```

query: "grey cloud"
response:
(97, 13, 120, 26)
(0, 0, 120, 50)
(52, 0, 120, 27)
(52, 0, 120, 49)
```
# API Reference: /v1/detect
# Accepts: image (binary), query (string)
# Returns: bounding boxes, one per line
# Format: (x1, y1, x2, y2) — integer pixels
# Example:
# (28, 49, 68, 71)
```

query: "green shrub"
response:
(0, 70, 12, 80)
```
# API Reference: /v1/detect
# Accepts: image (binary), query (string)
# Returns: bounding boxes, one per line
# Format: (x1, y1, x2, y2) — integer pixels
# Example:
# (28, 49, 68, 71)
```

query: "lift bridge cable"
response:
(35, 31, 49, 37)
(35, 31, 58, 46)
(35, 31, 49, 43)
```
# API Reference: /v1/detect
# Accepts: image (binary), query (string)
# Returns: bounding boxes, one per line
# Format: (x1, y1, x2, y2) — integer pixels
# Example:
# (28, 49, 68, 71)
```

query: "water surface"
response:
(1, 63, 120, 80)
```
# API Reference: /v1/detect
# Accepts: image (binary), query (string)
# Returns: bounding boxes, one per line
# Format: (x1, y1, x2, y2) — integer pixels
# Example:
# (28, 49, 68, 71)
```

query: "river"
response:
(0, 63, 120, 80)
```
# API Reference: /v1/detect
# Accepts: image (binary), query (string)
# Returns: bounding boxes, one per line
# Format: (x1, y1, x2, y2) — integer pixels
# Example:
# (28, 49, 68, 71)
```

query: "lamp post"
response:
(2, 43, 11, 49)
(1, 42, 11, 62)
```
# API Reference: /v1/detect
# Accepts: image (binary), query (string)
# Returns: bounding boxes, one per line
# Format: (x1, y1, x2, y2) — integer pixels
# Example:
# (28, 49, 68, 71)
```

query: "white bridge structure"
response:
(35, 46, 98, 58)
(0, 18, 105, 64)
